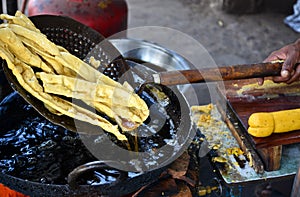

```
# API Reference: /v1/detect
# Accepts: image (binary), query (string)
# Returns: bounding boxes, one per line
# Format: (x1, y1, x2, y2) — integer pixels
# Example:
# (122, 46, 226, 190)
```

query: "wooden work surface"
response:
(217, 79, 300, 171)
(219, 79, 300, 148)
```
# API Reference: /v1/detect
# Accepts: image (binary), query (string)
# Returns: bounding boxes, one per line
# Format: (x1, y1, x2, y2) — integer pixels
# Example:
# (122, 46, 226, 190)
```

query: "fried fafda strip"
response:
(58, 52, 130, 89)
(0, 19, 74, 76)
(37, 72, 148, 116)
(20, 38, 77, 77)
(0, 48, 126, 140)
(0, 27, 53, 73)
(37, 72, 147, 109)
(2, 23, 60, 56)
(90, 101, 141, 131)
(1, 13, 127, 87)
(36, 72, 149, 131)
(0, 11, 40, 32)
(57, 52, 134, 93)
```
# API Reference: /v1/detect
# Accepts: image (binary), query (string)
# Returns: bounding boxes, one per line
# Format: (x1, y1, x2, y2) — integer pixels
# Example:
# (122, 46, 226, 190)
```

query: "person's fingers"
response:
(262, 48, 289, 84)
(263, 48, 288, 63)
(286, 67, 300, 84)
(263, 53, 282, 63)
(257, 78, 264, 86)
(272, 75, 289, 83)
(281, 70, 290, 78)
(281, 49, 298, 74)
(260, 190, 272, 197)
(286, 75, 299, 84)
(255, 183, 272, 197)
(272, 70, 295, 83)
(262, 43, 300, 84)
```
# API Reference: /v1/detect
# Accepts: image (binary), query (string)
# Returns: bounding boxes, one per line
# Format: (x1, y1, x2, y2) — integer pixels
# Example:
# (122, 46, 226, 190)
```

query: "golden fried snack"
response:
(0, 11, 40, 32)
(2, 23, 60, 56)
(0, 27, 53, 73)
(20, 40, 76, 77)
(36, 72, 149, 131)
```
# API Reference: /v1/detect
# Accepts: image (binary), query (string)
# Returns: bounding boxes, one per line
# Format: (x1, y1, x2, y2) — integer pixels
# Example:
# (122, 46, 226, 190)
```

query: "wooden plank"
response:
(217, 79, 300, 171)
(228, 96, 300, 148)
(257, 146, 282, 171)
(219, 79, 300, 149)
(222, 78, 300, 100)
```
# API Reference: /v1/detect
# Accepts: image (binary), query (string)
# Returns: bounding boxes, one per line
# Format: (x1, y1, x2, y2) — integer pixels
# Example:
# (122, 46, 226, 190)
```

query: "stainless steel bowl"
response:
(109, 38, 211, 105)
(109, 38, 192, 71)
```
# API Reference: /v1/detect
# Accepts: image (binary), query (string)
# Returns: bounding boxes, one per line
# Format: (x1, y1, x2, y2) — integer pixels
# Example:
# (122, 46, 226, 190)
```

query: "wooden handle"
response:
(156, 62, 283, 86)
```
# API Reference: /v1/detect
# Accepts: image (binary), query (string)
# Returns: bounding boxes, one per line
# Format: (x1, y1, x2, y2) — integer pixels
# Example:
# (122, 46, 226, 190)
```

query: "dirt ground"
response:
(125, 0, 299, 196)
(126, 0, 299, 66)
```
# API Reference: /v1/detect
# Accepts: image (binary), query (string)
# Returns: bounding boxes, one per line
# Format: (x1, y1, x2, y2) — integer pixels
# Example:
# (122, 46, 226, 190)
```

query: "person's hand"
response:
(255, 183, 272, 197)
(258, 39, 300, 85)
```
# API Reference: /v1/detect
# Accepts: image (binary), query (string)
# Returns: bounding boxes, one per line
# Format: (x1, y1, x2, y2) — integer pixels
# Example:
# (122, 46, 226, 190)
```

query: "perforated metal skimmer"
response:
(29, 15, 129, 81)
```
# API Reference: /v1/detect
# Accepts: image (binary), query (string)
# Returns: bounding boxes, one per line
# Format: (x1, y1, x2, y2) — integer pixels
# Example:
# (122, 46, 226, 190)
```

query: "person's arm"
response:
(259, 38, 300, 85)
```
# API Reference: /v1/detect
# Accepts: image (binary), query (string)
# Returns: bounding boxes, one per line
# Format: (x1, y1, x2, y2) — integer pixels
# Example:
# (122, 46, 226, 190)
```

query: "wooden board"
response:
(219, 79, 300, 149)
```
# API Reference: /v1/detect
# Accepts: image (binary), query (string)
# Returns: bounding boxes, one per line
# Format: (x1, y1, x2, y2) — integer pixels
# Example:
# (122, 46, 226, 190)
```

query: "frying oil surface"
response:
(0, 92, 95, 184)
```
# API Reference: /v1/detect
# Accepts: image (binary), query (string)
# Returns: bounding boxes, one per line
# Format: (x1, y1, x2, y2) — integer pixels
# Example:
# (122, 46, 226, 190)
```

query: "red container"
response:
(0, 184, 28, 197)
(25, 0, 128, 37)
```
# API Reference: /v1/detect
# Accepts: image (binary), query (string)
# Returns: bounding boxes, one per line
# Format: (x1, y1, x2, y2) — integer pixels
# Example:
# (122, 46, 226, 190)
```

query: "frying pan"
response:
(0, 89, 173, 196)
(0, 78, 192, 196)
(0, 15, 194, 196)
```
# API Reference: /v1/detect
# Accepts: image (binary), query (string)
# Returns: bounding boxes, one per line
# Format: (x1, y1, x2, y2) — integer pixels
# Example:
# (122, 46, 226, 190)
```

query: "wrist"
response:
(294, 38, 300, 48)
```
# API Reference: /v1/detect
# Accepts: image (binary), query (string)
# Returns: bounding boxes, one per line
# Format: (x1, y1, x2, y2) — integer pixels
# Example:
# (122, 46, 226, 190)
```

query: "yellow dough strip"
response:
(248, 109, 300, 137)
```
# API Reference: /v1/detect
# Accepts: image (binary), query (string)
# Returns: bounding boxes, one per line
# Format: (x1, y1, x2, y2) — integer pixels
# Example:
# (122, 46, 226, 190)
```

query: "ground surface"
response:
(127, 0, 299, 65)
